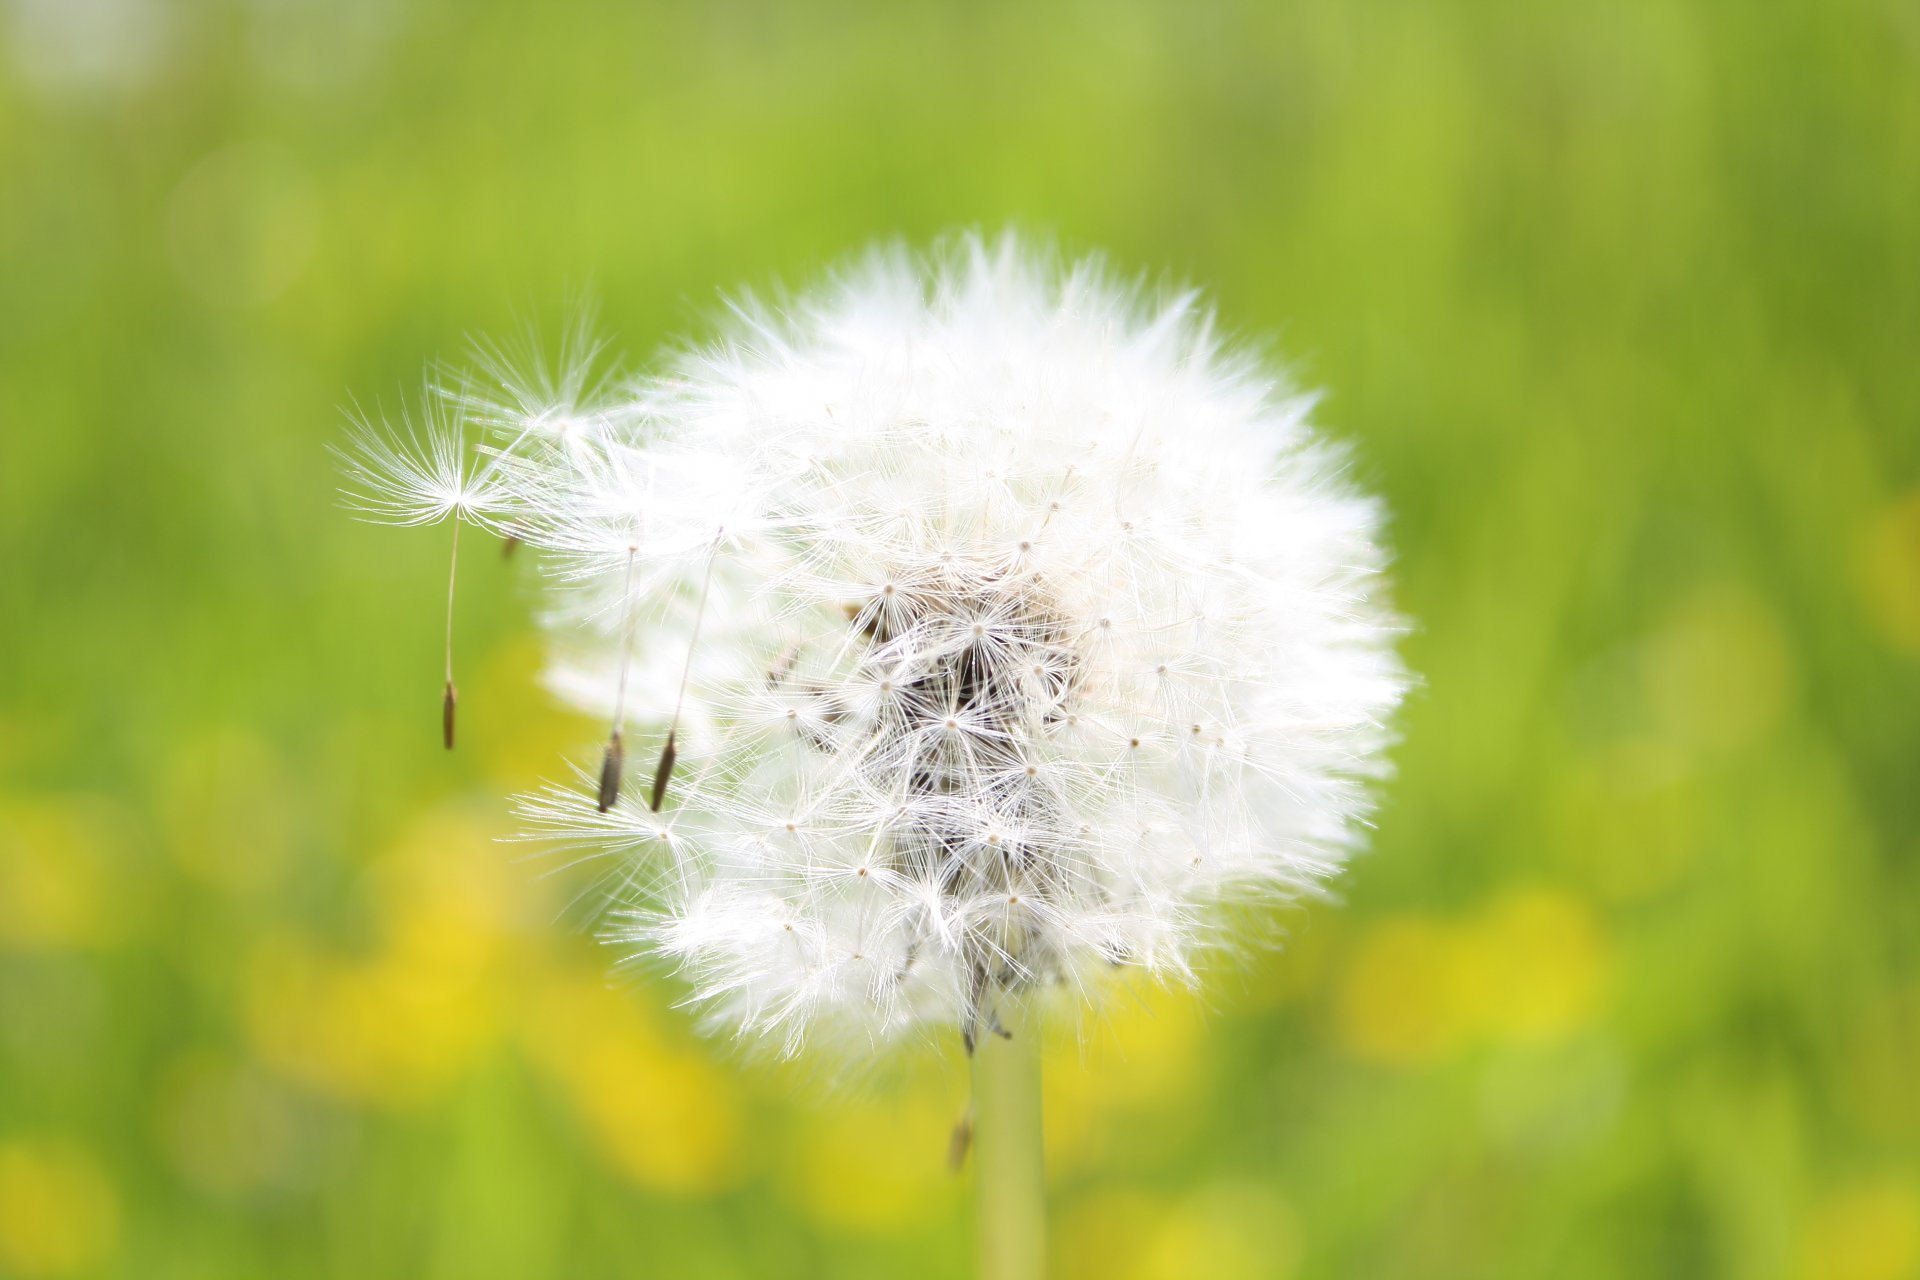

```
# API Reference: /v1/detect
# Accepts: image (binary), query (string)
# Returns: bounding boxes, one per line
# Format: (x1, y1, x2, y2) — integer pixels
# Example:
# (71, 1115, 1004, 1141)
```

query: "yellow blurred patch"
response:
(471, 635, 604, 789)
(1056, 975, 1208, 1108)
(1335, 891, 1610, 1064)
(370, 814, 529, 973)
(521, 973, 746, 1198)
(1333, 915, 1474, 1064)
(1797, 1178, 1920, 1280)
(1469, 890, 1610, 1044)
(245, 811, 522, 1108)
(0, 1139, 119, 1279)
(0, 798, 127, 949)
(1044, 974, 1209, 1172)
(1857, 489, 1920, 656)
(1056, 1188, 1161, 1280)
(1837, 981, 1920, 1143)
(1057, 1182, 1300, 1280)
(779, 1081, 962, 1234)
(246, 936, 502, 1107)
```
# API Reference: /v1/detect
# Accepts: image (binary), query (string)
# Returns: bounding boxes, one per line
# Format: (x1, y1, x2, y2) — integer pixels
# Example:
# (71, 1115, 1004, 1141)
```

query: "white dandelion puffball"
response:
(384, 235, 1407, 1058)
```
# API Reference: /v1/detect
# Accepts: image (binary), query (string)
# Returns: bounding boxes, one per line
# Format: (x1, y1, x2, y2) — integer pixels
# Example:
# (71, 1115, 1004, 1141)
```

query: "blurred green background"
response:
(3, 0, 1917, 1276)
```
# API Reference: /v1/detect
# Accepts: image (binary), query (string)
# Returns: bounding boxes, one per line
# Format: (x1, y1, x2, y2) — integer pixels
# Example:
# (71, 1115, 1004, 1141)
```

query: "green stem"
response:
(972, 999, 1046, 1280)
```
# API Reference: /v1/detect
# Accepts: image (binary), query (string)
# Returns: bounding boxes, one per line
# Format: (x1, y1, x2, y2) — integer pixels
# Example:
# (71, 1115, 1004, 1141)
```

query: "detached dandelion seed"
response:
(341, 233, 1409, 1280)
(331, 392, 508, 750)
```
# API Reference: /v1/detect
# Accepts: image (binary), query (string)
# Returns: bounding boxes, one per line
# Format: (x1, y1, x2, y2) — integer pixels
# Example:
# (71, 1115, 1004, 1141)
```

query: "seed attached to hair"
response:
(442, 680, 457, 750)
(649, 729, 678, 813)
(596, 730, 626, 813)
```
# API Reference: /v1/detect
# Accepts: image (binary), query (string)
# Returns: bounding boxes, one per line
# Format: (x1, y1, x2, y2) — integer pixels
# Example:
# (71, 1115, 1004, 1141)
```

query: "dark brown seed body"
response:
(596, 732, 625, 813)
(442, 681, 457, 750)
(648, 730, 678, 812)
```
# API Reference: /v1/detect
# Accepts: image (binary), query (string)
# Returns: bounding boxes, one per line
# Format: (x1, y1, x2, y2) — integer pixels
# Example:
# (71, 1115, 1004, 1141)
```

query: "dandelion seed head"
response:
(364, 233, 1408, 1059)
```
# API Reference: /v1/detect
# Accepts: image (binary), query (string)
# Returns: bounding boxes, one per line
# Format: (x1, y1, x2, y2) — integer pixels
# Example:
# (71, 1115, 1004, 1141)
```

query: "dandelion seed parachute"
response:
(361, 234, 1408, 1060)
(332, 396, 513, 750)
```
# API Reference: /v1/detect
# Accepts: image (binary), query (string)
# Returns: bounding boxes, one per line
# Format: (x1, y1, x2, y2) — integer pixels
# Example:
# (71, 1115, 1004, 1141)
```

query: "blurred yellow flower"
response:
(246, 936, 503, 1107)
(0, 798, 127, 950)
(1837, 981, 1920, 1145)
(470, 636, 600, 788)
(1057, 1182, 1300, 1280)
(1797, 1177, 1920, 1280)
(1468, 890, 1610, 1044)
(1057, 975, 1209, 1109)
(1857, 489, 1920, 656)
(0, 1139, 119, 1279)
(1044, 975, 1209, 1173)
(372, 816, 527, 974)
(1056, 1188, 1161, 1280)
(1334, 915, 1474, 1064)
(521, 973, 746, 1197)
(1335, 890, 1610, 1064)
(245, 812, 523, 1108)
(779, 1084, 962, 1233)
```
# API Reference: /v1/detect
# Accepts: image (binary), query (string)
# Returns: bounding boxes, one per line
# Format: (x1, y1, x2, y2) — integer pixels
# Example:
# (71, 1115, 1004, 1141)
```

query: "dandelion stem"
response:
(972, 997, 1045, 1280)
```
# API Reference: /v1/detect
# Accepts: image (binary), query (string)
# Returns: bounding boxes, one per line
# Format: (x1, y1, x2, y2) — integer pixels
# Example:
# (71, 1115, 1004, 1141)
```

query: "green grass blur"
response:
(3, 1, 1917, 1276)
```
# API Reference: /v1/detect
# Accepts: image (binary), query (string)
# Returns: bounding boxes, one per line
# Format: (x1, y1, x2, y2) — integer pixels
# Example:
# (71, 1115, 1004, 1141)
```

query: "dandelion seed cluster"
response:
(345, 235, 1408, 1059)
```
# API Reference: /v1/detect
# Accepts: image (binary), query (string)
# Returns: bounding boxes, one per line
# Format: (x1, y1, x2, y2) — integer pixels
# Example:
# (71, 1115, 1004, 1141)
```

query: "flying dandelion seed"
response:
(332, 394, 511, 749)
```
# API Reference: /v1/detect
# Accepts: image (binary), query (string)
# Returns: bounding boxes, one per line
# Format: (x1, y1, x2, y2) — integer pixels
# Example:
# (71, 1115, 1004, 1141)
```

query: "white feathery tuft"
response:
(332, 394, 510, 529)
(345, 233, 1409, 1059)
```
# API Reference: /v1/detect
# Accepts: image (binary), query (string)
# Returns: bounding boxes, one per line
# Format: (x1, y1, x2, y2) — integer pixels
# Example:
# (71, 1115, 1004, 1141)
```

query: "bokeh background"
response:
(3, 0, 1917, 1276)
